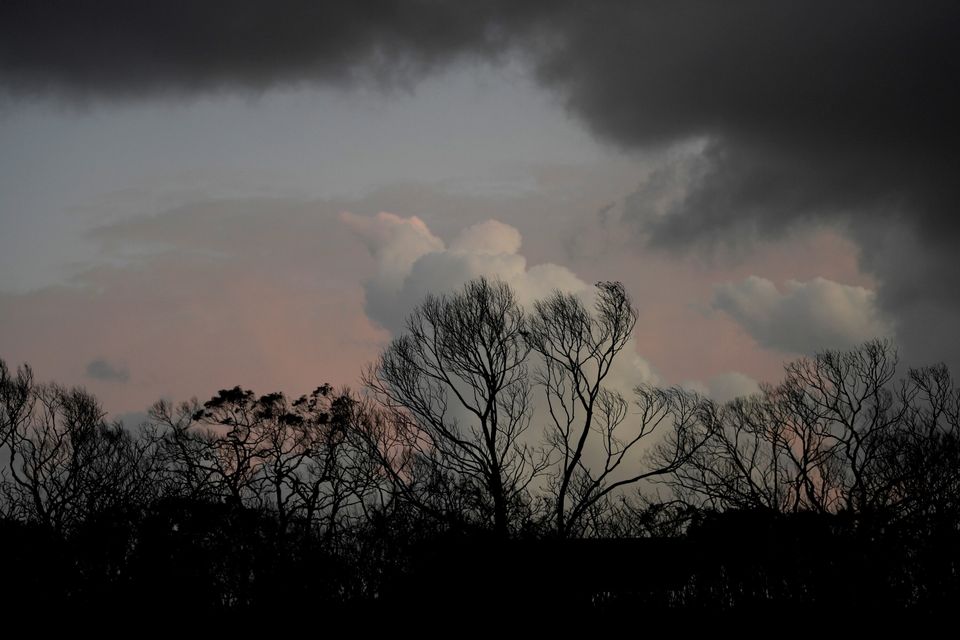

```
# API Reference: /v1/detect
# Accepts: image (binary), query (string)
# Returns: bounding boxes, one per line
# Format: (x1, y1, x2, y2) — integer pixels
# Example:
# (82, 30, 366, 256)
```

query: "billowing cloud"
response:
(713, 276, 892, 355)
(342, 210, 662, 398)
(85, 358, 129, 383)
(341, 212, 589, 333)
(339, 212, 444, 293)
(448, 219, 522, 255)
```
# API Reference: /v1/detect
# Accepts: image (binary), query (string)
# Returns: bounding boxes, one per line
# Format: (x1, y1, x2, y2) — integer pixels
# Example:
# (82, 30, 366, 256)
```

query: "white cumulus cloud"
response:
(712, 275, 892, 354)
(341, 212, 590, 334)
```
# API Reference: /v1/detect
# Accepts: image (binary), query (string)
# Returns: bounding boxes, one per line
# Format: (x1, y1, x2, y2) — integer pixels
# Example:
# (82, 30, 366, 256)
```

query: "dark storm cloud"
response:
(0, 0, 540, 96)
(3, 1, 959, 364)
(86, 358, 129, 383)
(530, 1, 960, 365)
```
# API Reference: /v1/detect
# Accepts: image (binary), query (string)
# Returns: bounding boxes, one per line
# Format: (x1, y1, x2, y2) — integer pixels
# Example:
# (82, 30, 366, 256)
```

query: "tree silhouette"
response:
(0, 360, 154, 533)
(365, 277, 545, 536)
(4, 304, 960, 612)
(148, 384, 384, 541)
(528, 281, 710, 536)
(662, 338, 960, 536)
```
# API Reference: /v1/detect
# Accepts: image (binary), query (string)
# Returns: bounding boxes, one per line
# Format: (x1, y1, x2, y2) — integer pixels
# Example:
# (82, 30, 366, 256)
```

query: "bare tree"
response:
(527, 281, 636, 536)
(884, 363, 960, 531)
(149, 385, 383, 539)
(663, 340, 924, 519)
(0, 359, 155, 532)
(147, 397, 224, 502)
(663, 393, 803, 513)
(365, 277, 544, 536)
(287, 386, 388, 543)
(528, 282, 710, 536)
(781, 339, 903, 514)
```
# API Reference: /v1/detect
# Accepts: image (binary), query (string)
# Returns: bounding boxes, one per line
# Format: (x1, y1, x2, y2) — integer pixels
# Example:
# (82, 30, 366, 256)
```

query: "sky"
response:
(1, 1, 957, 418)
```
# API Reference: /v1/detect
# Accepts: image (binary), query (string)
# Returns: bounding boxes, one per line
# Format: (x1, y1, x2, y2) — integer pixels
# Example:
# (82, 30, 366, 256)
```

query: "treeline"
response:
(2, 278, 959, 614)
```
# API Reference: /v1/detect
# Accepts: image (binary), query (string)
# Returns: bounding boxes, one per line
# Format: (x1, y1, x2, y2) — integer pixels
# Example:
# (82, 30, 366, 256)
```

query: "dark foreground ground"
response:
(4, 504, 957, 618)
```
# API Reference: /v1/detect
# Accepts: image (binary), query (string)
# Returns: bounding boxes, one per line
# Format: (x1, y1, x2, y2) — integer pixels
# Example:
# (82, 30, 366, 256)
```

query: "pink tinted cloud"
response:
(565, 223, 874, 386)
(0, 168, 882, 416)
(0, 202, 387, 415)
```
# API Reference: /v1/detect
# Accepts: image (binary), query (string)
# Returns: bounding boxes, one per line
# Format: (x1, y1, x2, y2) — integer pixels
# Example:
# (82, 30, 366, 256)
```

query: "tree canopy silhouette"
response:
(3, 280, 960, 614)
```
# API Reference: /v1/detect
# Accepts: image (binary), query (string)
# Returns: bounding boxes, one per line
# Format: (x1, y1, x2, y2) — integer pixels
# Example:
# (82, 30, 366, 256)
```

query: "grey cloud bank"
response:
(0, 1, 528, 97)
(3, 1, 959, 368)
